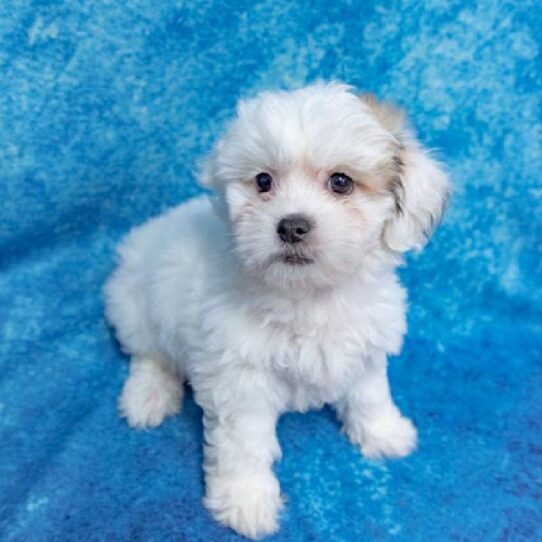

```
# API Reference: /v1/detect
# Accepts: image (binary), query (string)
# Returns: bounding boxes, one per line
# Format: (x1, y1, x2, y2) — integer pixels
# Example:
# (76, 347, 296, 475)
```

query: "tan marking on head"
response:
(300, 156, 322, 182)
(359, 93, 405, 135)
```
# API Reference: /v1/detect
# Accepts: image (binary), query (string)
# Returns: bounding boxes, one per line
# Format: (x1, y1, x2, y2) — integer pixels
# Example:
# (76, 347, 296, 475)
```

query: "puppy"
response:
(105, 82, 449, 539)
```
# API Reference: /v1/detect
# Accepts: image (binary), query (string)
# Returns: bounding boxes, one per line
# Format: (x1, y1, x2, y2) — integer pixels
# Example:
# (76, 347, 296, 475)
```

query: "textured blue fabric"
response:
(1, 1, 541, 541)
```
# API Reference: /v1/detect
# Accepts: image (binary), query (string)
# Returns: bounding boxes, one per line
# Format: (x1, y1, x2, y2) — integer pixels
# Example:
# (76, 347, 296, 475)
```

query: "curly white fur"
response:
(105, 82, 449, 539)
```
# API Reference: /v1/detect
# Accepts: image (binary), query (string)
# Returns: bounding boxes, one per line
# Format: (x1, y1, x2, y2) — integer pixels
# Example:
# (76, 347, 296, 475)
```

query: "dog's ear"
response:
(197, 149, 230, 221)
(362, 94, 450, 253)
(198, 147, 218, 190)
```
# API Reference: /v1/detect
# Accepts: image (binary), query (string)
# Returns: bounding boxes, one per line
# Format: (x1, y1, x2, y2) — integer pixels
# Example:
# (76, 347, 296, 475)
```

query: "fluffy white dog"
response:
(105, 82, 449, 539)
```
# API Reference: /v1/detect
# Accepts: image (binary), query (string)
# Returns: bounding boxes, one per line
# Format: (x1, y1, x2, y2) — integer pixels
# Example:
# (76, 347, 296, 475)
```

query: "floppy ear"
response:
(197, 148, 230, 221)
(384, 138, 450, 252)
(363, 95, 450, 253)
(197, 145, 219, 190)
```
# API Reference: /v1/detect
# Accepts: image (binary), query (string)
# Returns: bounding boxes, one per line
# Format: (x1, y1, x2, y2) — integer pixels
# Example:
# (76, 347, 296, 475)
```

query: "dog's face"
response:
(202, 83, 449, 290)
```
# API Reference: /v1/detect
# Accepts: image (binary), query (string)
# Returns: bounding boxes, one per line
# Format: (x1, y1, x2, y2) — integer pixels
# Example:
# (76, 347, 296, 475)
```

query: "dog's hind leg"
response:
(118, 355, 184, 429)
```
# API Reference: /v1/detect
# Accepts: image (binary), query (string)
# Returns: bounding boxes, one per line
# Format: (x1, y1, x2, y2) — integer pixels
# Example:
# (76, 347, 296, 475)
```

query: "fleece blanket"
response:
(1, 1, 540, 541)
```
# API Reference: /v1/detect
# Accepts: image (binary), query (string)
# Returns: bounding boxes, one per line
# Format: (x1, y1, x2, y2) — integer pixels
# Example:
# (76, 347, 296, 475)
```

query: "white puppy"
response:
(105, 82, 449, 539)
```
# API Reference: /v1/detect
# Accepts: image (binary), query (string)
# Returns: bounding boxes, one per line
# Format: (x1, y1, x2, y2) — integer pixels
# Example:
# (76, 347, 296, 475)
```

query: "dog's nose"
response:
(277, 214, 312, 244)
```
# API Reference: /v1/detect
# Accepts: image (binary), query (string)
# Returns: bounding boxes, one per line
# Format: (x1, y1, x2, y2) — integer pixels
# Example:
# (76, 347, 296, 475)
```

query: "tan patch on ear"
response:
(360, 93, 405, 135)
(358, 94, 410, 213)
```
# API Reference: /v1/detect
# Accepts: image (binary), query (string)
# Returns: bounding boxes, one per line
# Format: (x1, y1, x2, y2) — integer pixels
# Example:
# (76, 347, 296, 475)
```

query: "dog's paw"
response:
(204, 472, 283, 539)
(346, 410, 418, 459)
(119, 359, 182, 429)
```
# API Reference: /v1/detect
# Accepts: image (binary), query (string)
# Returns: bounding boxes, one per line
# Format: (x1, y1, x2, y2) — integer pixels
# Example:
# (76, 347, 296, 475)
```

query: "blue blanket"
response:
(1, 1, 540, 541)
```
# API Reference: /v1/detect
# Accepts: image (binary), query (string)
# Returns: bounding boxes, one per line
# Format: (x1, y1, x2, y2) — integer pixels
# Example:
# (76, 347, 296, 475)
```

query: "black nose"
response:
(277, 214, 312, 244)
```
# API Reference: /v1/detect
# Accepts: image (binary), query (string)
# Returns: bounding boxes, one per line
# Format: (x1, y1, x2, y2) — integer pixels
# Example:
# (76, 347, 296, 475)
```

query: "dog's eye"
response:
(328, 172, 354, 195)
(255, 172, 273, 193)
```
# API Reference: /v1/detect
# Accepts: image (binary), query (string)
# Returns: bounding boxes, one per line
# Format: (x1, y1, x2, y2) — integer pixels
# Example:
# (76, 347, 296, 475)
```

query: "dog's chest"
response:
(197, 279, 405, 411)
(277, 326, 363, 409)
(243, 301, 371, 409)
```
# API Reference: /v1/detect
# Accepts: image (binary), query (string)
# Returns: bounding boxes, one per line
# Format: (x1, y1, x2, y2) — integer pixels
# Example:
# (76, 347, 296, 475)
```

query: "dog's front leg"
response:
(335, 351, 417, 459)
(200, 368, 283, 539)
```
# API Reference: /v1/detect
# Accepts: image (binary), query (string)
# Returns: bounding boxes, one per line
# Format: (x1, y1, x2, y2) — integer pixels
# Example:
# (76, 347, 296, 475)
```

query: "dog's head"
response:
(201, 82, 449, 290)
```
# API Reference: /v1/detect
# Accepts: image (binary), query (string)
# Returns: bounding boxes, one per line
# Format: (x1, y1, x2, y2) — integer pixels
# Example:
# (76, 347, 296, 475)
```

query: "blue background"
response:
(1, 1, 541, 541)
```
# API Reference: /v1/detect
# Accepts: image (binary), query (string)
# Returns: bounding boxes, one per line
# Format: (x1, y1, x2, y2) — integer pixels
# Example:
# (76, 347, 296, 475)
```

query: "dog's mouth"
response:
(262, 248, 316, 269)
(281, 253, 314, 266)
(267, 251, 314, 266)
